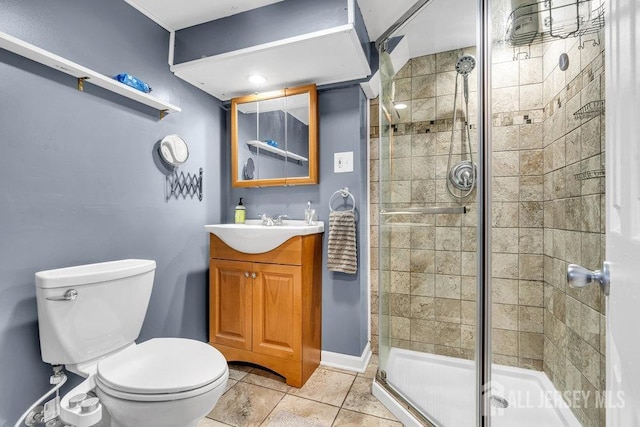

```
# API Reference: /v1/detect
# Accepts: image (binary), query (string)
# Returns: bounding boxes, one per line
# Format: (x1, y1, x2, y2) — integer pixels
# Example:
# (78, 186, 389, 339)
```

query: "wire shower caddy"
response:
(505, 0, 604, 54)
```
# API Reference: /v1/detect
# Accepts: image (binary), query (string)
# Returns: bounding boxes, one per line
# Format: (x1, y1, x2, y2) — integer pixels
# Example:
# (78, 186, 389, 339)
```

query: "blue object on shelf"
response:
(113, 73, 152, 93)
(265, 140, 279, 148)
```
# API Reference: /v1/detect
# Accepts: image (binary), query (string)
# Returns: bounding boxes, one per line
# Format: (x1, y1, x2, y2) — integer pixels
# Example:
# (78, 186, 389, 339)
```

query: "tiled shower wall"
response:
(372, 35, 605, 388)
(489, 43, 547, 370)
(370, 31, 606, 427)
(370, 47, 479, 360)
(371, 45, 546, 368)
(540, 33, 606, 426)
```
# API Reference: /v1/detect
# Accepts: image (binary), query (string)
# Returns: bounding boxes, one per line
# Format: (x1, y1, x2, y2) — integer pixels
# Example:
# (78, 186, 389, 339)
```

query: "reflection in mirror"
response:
(231, 84, 317, 187)
(243, 157, 255, 180)
(282, 93, 310, 179)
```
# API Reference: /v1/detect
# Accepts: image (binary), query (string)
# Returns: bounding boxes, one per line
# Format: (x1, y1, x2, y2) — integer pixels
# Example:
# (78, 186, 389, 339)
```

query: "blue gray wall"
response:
(0, 0, 225, 425)
(225, 85, 369, 357)
(174, 0, 349, 64)
(0, 0, 371, 425)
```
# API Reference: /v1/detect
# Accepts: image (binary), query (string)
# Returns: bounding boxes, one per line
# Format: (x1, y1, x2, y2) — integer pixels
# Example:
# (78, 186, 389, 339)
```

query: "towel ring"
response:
(329, 187, 355, 212)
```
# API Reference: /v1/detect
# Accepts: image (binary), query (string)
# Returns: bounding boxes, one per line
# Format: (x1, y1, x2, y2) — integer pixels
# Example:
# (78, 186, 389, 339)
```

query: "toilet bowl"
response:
(94, 338, 228, 427)
(35, 259, 229, 427)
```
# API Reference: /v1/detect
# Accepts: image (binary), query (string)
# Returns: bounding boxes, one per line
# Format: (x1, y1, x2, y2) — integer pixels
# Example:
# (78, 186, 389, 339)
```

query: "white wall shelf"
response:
(247, 140, 308, 162)
(0, 31, 181, 119)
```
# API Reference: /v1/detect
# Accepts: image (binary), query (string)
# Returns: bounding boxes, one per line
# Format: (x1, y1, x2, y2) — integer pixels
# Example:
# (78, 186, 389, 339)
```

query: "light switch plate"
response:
(334, 151, 354, 173)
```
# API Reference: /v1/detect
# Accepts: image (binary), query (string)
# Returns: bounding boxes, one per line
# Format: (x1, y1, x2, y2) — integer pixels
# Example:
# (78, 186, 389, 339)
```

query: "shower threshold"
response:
(373, 348, 581, 426)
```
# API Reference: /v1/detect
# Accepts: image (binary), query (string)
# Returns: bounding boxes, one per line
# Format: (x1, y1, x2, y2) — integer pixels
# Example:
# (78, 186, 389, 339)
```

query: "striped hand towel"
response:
(327, 210, 357, 274)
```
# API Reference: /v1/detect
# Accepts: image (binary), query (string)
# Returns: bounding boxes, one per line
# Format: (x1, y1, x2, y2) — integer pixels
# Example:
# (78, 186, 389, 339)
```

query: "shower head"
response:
(455, 55, 476, 76)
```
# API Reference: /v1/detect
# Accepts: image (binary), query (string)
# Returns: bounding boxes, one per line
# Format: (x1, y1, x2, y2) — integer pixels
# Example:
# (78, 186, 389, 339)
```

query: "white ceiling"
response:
(171, 26, 370, 100)
(124, 0, 476, 99)
(357, 0, 417, 41)
(123, 0, 284, 31)
(125, 0, 476, 58)
(399, 0, 476, 58)
(358, 0, 476, 58)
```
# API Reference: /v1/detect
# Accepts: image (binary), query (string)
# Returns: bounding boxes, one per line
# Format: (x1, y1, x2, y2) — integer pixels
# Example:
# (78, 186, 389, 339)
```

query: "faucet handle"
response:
(275, 214, 289, 225)
(260, 213, 274, 226)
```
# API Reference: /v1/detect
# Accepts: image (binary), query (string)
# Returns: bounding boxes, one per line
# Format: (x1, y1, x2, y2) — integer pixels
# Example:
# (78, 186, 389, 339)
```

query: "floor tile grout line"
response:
(284, 392, 342, 409)
(340, 376, 401, 422)
(231, 378, 288, 395)
(257, 390, 288, 427)
(336, 374, 357, 409)
(210, 379, 288, 427)
(332, 407, 403, 426)
(214, 363, 400, 426)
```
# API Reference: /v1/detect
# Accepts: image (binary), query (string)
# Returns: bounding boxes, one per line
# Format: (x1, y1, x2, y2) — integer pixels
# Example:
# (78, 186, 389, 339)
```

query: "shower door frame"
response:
(374, 0, 493, 425)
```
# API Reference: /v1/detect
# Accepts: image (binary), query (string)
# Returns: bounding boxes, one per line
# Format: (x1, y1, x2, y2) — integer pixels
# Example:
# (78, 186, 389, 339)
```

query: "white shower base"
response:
(372, 348, 581, 427)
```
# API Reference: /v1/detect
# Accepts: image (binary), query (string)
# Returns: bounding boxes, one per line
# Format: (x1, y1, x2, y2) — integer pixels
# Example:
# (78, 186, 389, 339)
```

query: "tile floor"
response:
(197, 354, 403, 427)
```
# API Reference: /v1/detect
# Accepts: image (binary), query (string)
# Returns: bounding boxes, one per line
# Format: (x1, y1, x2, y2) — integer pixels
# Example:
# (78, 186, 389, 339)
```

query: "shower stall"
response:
(371, 0, 606, 425)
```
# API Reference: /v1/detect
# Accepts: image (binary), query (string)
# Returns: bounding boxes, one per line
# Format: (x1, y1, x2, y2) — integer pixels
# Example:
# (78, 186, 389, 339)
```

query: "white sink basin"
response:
(205, 220, 324, 254)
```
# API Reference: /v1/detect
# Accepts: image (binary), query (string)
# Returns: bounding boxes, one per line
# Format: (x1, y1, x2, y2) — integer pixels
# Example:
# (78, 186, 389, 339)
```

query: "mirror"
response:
(231, 84, 318, 187)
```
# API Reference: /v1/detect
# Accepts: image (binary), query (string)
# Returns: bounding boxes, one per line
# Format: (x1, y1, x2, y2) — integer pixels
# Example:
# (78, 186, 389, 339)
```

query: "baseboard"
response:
(320, 342, 372, 373)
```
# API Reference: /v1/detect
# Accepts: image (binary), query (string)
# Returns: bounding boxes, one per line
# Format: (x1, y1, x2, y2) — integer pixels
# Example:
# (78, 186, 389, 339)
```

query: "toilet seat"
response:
(96, 338, 228, 402)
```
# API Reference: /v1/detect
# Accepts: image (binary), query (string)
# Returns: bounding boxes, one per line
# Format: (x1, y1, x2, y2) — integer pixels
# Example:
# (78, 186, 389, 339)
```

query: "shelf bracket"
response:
(77, 77, 89, 91)
(160, 109, 168, 120)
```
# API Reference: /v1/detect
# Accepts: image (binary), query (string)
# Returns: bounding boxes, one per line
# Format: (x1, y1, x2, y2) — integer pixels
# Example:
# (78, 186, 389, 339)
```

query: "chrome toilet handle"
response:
(567, 262, 610, 296)
(46, 289, 79, 301)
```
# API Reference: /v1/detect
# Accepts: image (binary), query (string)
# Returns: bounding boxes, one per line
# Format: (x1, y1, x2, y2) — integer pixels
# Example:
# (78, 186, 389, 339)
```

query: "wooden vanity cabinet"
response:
(208, 233, 322, 387)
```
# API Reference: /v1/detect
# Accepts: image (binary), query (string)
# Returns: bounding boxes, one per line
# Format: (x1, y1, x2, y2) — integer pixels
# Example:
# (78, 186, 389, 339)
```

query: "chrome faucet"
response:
(260, 213, 275, 226)
(274, 215, 289, 226)
(259, 214, 288, 226)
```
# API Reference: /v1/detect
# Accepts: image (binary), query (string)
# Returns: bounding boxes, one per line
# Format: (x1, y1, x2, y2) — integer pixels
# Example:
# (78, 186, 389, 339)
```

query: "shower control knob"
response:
(68, 393, 87, 408)
(80, 397, 100, 414)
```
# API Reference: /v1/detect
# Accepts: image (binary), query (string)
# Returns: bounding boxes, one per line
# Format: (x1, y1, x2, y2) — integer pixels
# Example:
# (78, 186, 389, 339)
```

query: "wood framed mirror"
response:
(231, 84, 318, 187)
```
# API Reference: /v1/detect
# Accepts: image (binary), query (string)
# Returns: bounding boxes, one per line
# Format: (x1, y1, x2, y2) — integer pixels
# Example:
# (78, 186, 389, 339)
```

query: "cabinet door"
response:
(210, 259, 253, 350)
(252, 263, 302, 360)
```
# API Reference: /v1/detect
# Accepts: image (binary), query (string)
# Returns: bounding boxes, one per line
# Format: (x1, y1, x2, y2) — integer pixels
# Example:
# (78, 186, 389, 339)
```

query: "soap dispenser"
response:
(235, 198, 246, 224)
(304, 201, 316, 225)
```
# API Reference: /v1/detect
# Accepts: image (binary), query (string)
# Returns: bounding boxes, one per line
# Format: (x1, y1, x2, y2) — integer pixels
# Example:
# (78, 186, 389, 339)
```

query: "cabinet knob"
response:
(244, 271, 250, 278)
(251, 272, 257, 279)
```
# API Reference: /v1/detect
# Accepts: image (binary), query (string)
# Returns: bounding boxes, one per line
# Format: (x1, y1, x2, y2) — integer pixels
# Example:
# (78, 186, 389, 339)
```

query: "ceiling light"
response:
(247, 74, 267, 85)
(394, 103, 408, 110)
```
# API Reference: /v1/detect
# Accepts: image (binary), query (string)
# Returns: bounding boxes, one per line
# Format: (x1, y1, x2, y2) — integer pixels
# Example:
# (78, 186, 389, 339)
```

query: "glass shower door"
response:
(375, 17, 479, 424)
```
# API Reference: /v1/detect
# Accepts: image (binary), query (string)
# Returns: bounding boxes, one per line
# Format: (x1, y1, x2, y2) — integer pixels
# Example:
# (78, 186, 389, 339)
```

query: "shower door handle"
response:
(567, 262, 610, 296)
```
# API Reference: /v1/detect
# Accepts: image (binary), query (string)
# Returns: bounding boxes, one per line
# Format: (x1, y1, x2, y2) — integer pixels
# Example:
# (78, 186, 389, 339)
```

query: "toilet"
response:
(35, 259, 228, 427)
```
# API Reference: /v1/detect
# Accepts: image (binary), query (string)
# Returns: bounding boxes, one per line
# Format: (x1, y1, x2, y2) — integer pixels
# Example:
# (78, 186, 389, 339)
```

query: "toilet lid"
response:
(97, 338, 227, 394)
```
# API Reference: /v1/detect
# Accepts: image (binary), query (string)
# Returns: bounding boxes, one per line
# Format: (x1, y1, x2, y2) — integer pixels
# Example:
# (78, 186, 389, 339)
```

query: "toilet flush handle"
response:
(46, 289, 78, 301)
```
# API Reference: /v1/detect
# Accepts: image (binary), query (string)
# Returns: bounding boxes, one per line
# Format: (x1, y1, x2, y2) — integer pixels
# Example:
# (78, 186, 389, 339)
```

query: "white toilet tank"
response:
(35, 259, 156, 365)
